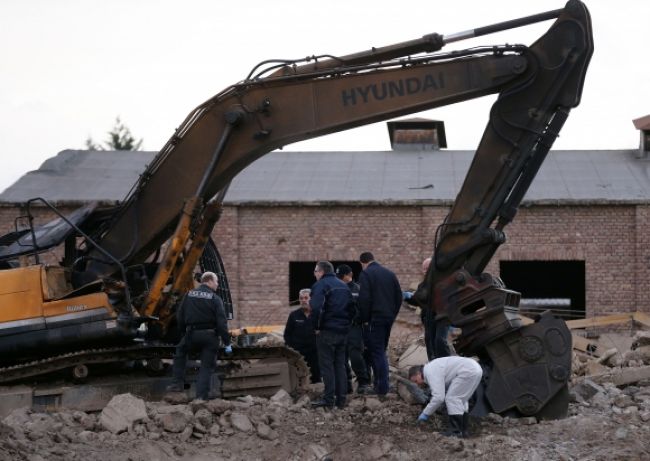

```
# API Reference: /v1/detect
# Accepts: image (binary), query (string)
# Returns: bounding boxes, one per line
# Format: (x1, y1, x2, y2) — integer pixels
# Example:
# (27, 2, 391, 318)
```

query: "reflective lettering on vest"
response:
(189, 290, 213, 299)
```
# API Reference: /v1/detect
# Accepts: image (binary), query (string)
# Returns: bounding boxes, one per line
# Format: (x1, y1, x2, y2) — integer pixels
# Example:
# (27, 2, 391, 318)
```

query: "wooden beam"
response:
(566, 314, 633, 330)
(633, 312, 650, 329)
(572, 334, 599, 356)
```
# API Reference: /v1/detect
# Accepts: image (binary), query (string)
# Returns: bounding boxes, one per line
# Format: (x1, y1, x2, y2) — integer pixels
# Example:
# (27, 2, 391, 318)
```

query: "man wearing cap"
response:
(336, 264, 372, 394)
(284, 288, 320, 383)
(167, 271, 232, 400)
(358, 251, 403, 396)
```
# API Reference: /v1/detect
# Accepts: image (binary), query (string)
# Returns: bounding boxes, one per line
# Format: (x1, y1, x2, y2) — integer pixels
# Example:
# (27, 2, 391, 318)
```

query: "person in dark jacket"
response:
(310, 261, 353, 409)
(358, 251, 402, 396)
(336, 264, 372, 393)
(284, 288, 320, 383)
(404, 257, 453, 360)
(167, 271, 232, 400)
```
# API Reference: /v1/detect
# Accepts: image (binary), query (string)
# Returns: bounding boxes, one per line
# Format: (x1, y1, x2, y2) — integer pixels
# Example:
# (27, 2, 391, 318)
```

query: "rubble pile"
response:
(572, 331, 650, 387)
(2, 326, 650, 460)
(2, 376, 650, 461)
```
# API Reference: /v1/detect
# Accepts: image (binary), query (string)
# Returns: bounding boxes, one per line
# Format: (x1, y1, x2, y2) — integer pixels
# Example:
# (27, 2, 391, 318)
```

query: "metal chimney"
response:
(632, 114, 650, 159)
(387, 118, 447, 151)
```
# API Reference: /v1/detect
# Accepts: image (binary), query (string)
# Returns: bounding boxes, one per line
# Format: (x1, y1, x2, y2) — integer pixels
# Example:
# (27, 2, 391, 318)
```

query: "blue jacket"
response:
(358, 261, 402, 323)
(310, 273, 353, 334)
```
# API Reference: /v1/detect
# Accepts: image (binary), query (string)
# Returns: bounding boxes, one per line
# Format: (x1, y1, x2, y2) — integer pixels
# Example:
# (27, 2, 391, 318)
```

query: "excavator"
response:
(0, 0, 592, 418)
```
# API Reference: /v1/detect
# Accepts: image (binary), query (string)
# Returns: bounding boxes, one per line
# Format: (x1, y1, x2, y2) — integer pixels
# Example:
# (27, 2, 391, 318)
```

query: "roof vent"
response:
(387, 118, 447, 151)
(632, 114, 650, 159)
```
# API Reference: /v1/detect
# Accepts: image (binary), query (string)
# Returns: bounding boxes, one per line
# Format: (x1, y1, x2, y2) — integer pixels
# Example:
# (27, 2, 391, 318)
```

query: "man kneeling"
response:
(408, 356, 482, 437)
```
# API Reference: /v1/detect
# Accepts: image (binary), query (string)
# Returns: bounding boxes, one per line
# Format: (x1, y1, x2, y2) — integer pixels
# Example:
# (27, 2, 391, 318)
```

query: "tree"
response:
(86, 117, 143, 151)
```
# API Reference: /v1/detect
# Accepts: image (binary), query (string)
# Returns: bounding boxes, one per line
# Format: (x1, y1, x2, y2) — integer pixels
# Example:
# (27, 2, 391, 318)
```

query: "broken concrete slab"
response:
(157, 411, 191, 433)
(256, 421, 279, 440)
(99, 393, 148, 434)
(571, 379, 606, 401)
(589, 365, 650, 387)
(230, 412, 253, 433)
(269, 389, 292, 407)
(396, 343, 427, 372)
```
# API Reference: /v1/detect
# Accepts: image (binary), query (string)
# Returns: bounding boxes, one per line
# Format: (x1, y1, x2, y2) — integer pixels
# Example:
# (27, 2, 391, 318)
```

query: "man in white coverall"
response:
(408, 356, 482, 437)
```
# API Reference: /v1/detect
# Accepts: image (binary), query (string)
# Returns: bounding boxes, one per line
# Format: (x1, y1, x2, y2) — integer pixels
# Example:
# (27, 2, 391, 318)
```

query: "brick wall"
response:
(489, 205, 640, 316)
(3, 202, 648, 327)
(213, 203, 650, 326)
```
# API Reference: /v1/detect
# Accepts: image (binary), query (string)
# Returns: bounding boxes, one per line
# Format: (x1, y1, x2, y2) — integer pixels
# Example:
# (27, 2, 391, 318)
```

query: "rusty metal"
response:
(140, 197, 199, 319)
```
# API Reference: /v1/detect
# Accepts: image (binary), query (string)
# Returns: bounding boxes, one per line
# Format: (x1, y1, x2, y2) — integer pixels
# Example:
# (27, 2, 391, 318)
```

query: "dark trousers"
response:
(347, 324, 370, 386)
(434, 318, 452, 358)
(172, 330, 219, 400)
(422, 308, 436, 361)
(316, 330, 348, 406)
(364, 319, 393, 395)
(295, 345, 320, 383)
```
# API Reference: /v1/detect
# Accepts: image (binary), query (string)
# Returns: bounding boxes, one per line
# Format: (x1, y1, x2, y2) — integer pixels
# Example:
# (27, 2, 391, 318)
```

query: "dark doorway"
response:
(499, 260, 585, 320)
(289, 260, 363, 305)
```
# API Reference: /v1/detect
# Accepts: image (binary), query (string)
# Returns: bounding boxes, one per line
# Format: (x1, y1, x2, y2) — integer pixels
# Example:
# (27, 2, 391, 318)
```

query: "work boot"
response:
(441, 414, 463, 437)
(310, 399, 334, 409)
(356, 384, 373, 395)
(462, 412, 471, 438)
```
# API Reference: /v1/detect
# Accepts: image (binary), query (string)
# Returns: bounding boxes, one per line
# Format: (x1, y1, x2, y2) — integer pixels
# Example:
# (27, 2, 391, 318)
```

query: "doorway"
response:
(288, 260, 362, 305)
(499, 260, 585, 320)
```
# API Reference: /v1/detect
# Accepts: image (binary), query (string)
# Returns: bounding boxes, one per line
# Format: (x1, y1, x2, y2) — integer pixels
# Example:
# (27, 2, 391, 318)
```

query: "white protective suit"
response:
(421, 356, 482, 416)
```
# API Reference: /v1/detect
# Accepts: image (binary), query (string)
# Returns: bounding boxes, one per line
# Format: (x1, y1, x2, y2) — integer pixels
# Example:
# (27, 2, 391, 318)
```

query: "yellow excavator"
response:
(0, 0, 592, 418)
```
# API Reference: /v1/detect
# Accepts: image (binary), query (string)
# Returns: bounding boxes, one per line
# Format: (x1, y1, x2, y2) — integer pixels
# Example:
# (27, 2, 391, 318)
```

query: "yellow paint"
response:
(0, 265, 45, 322)
(43, 292, 112, 318)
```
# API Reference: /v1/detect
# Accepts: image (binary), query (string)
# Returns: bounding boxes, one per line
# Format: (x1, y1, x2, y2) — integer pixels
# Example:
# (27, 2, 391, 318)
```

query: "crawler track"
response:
(0, 343, 310, 389)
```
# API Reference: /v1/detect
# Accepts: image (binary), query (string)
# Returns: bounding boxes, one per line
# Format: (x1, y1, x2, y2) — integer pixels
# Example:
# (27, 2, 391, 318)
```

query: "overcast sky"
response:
(1, 0, 648, 193)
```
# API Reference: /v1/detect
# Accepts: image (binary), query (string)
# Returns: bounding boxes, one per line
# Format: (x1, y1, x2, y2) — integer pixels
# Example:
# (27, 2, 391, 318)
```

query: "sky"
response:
(1, 0, 648, 193)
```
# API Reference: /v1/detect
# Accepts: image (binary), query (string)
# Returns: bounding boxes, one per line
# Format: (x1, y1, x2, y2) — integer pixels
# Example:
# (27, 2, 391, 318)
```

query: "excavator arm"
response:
(85, 2, 591, 275)
(75, 1, 592, 417)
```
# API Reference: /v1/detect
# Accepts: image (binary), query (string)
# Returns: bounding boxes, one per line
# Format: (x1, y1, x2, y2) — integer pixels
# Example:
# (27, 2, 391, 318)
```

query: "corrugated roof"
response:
(1, 148, 649, 205)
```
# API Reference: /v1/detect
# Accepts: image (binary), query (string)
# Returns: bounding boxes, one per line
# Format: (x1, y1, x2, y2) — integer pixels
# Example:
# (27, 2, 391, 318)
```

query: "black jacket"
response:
(177, 284, 230, 345)
(347, 280, 362, 325)
(358, 261, 402, 323)
(310, 273, 353, 334)
(284, 308, 317, 350)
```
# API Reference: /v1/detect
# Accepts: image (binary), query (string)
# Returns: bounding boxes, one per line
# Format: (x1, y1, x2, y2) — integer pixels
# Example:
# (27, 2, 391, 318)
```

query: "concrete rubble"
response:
(1, 325, 650, 460)
(1, 372, 649, 461)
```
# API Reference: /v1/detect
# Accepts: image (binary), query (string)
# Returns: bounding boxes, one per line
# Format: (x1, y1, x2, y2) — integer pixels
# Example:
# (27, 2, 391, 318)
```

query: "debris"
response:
(229, 412, 253, 433)
(157, 411, 191, 433)
(571, 379, 606, 401)
(99, 393, 148, 434)
(256, 421, 279, 440)
(269, 389, 292, 407)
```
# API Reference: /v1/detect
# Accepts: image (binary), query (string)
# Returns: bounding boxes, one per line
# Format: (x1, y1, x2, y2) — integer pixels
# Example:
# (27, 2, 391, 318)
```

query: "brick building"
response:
(2, 120, 650, 327)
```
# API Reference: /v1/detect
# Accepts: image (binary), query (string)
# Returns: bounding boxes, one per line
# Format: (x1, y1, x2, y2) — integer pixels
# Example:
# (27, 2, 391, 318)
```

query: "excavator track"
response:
(0, 343, 310, 392)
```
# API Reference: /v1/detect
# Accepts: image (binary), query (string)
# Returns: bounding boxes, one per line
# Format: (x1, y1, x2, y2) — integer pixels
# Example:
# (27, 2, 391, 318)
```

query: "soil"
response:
(2, 315, 649, 461)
